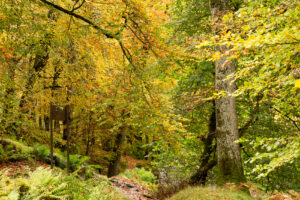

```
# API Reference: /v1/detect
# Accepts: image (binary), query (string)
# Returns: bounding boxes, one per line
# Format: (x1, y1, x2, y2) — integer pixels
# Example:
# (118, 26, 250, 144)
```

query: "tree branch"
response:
(272, 106, 300, 132)
(40, 0, 118, 39)
(72, 0, 85, 12)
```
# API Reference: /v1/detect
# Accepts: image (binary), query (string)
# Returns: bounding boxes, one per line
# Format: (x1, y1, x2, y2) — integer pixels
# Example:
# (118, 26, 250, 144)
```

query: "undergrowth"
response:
(1, 138, 100, 174)
(119, 167, 158, 192)
(0, 167, 129, 200)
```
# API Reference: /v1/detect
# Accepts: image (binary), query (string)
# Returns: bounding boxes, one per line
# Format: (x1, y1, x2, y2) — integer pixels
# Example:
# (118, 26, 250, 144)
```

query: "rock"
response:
(125, 183, 136, 188)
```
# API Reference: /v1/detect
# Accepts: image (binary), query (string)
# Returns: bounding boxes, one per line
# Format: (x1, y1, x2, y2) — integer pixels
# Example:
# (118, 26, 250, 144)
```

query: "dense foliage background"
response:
(0, 0, 299, 199)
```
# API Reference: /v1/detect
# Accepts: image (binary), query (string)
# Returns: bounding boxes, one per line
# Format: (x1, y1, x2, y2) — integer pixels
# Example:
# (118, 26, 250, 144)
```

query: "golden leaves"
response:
(295, 79, 300, 88)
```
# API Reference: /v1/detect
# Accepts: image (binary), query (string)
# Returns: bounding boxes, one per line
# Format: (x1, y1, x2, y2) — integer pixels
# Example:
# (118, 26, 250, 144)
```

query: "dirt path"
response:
(110, 177, 156, 200)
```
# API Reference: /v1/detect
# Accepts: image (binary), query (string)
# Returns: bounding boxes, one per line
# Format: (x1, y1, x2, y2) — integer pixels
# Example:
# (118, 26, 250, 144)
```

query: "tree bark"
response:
(210, 0, 245, 184)
(107, 126, 126, 177)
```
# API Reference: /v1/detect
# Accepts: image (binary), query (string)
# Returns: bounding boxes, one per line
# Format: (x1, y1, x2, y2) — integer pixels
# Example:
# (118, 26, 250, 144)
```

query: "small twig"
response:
(265, 41, 300, 47)
(239, 94, 262, 137)
(71, 0, 85, 12)
(272, 106, 300, 132)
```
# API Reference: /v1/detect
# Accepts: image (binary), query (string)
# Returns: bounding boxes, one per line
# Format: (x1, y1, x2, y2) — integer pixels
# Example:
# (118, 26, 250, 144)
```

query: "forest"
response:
(0, 0, 299, 199)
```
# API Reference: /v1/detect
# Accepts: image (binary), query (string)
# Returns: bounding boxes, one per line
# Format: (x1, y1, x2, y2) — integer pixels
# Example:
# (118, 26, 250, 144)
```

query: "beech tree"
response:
(210, 0, 245, 184)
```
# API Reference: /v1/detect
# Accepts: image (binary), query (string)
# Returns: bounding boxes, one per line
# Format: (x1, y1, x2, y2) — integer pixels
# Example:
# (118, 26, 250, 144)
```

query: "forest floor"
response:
(0, 160, 154, 200)
(1, 160, 300, 200)
(1, 137, 298, 200)
(0, 160, 47, 176)
(110, 176, 155, 200)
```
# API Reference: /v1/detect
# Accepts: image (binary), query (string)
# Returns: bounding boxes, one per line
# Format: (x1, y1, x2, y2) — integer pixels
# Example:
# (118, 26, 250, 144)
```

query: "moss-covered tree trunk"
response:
(210, 0, 245, 184)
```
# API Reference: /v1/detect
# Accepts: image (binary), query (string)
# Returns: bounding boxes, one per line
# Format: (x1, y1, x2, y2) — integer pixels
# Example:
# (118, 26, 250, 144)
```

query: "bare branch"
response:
(272, 107, 300, 132)
(72, 0, 85, 12)
(40, 0, 118, 39)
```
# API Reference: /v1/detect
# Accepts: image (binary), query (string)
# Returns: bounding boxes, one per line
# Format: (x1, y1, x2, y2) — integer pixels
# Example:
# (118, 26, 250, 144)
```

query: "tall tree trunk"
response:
(107, 125, 126, 177)
(210, 0, 245, 184)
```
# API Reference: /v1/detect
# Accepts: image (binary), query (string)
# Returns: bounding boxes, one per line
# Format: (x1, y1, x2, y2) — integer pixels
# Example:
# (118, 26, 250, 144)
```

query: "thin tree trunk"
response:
(44, 115, 50, 131)
(39, 116, 43, 130)
(210, 0, 245, 184)
(85, 127, 90, 156)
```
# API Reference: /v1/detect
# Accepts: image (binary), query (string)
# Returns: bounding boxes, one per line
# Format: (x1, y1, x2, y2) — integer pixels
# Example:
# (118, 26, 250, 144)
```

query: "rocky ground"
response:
(110, 176, 155, 200)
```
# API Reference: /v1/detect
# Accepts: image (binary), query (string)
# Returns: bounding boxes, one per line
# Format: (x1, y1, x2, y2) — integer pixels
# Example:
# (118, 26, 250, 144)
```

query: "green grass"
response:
(167, 186, 255, 200)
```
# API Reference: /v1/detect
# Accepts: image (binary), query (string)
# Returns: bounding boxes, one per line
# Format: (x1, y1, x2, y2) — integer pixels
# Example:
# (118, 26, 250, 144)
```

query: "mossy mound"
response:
(167, 186, 254, 200)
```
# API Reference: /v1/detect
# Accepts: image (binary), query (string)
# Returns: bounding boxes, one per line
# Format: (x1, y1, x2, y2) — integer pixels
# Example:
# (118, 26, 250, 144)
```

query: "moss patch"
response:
(167, 186, 254, 200)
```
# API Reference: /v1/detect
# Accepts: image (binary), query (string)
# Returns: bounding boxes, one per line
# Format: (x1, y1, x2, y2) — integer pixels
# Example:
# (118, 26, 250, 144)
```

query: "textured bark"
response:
(215, 51, 245, 184)
(210, 0, 245, 184)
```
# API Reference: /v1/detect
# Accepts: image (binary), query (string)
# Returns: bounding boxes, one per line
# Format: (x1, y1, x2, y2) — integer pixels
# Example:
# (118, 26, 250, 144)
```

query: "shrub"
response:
(120, 167, 158, 192)
(69, 154, 90, 171)
(33, 145, 50, 162)
(122, 167, 157, 183)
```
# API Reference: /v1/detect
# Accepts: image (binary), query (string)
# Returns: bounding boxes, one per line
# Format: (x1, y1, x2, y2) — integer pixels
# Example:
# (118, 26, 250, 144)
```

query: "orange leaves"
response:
(0, 46, 14, 59)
